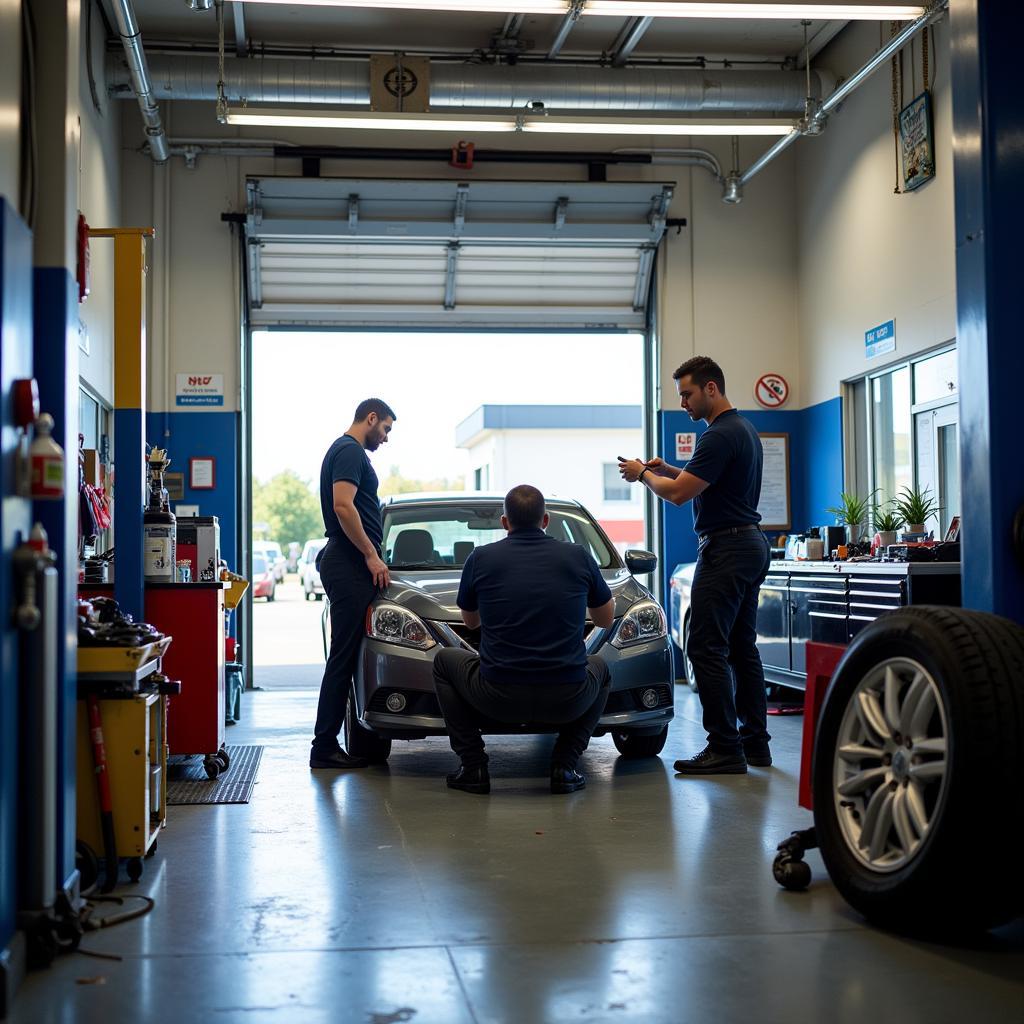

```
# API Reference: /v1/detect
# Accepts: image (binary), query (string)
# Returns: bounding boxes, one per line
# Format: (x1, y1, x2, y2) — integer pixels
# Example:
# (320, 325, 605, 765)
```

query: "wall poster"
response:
(899, 91, 935, 192)
(757, 433, 791, 531)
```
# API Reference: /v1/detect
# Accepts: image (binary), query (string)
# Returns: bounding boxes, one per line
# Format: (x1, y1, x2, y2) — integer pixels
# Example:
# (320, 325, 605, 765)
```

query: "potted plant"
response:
(826, 491, 875, 545)
(872, 501, 905, 549)
(893, 485, 942, 535)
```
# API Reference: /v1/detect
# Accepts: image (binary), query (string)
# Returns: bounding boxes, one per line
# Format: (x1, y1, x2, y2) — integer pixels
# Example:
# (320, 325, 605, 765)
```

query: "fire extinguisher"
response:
(29, 413, 65, 500)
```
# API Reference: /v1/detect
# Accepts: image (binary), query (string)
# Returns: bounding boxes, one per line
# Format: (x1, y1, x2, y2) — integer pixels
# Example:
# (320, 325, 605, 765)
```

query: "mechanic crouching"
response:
(432, 484, 613, 795)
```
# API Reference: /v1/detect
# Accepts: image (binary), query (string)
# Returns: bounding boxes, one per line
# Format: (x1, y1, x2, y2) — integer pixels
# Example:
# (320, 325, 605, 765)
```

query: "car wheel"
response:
(344, 687, 392, 764)
(683, 615, 698, 692)
(611, 726, 668, 758)
(812, 606, 1024, 934)
(314, 592, 323, 601)
(304, 585, 312, 601)
(267, 583, 275, 602)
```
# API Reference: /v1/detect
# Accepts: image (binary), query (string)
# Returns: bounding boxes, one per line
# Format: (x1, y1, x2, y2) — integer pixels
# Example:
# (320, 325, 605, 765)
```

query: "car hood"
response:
(379, 566, 653, 621)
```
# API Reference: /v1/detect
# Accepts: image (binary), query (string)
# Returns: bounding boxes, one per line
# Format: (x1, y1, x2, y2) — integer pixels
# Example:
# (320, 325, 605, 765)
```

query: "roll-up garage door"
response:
(244, 177, 674, 330)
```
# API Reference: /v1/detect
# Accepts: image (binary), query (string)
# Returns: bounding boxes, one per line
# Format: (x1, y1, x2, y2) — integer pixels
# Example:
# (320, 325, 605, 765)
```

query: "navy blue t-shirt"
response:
(684, 409, 763, 537)
(319, 434, 382, 556)
(456, 528, 612, 686)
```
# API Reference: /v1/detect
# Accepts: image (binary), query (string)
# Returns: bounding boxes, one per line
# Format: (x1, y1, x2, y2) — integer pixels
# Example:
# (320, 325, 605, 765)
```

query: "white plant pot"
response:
(877, 530, 898, 549)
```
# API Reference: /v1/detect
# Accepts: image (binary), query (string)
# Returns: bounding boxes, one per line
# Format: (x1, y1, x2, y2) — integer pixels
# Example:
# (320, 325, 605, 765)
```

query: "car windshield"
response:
(265, 544, 281, 559)
(381, 503, 619, 570)
(253, 554, 268, 574)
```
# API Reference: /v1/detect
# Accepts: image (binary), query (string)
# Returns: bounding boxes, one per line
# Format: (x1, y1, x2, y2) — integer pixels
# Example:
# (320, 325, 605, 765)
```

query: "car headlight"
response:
(610, 599, 667, 649)
(367, 603, 436, 650)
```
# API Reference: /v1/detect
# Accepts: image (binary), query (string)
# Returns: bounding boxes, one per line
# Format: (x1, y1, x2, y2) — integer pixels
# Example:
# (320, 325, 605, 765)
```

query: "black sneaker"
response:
(309, 748, 368, 769)
(551, 766, 586, 794)
(744, 748, 772, 768)
(446, 764, 491, 794)
(673, 746, 747, 775)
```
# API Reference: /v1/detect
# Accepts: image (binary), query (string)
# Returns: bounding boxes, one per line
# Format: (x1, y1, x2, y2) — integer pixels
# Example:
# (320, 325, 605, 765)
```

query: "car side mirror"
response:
(625, 549, 658, 575)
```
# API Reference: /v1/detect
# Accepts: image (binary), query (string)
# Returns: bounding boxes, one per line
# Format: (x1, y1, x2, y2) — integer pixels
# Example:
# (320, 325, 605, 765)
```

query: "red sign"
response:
(755, 373, 790, 409)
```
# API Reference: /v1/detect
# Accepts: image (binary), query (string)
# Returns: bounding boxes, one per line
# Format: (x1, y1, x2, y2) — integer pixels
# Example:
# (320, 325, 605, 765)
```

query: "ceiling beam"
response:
(546, 0, 584, 60)
(610, 16, 653, 68)
(232, 0, 249, 58)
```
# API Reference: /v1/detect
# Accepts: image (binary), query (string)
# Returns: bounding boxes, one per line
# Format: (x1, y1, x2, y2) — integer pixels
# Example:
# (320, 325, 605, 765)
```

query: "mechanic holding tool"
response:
(619, 356, 772, 776)
(309, 398, 396, 770)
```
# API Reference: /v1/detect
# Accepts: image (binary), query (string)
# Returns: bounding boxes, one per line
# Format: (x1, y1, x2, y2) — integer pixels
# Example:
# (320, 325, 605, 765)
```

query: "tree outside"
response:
(378, 465, 465, 497)
(253, 470, 322, 548)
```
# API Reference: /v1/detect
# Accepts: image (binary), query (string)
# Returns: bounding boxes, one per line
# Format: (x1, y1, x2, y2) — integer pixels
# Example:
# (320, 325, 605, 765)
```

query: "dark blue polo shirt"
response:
(456, 528, 612, 686)
(319, 434, 382, 556)
(684, 409, 763, 537)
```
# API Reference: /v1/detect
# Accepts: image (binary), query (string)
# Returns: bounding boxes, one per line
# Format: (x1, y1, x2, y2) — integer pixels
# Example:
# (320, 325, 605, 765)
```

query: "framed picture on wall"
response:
(189, 457, 216, 490)
(899, 91, 936, 192)
(164, 472, 185, 501)
(757, 433, 791, 531)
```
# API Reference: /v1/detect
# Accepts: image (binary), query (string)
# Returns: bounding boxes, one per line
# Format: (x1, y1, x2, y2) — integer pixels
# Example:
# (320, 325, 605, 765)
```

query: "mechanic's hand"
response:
(643, 457, 673, 478)
(618, 457, 645, 482)
(366, 554, 390, 590)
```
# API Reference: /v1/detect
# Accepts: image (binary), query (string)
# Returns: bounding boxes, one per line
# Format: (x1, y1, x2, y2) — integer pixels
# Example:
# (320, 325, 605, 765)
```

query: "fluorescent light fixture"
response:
(239, 0, 927, 21)
(224, 107, 794, 136)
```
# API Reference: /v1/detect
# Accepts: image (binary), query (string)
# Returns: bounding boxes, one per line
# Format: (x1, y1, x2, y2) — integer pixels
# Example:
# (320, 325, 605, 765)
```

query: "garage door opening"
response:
(251, 329, 648, 689)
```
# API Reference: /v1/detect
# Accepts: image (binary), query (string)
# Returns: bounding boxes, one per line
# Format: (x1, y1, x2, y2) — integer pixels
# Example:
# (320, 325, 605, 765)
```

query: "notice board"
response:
(758, 433, 790, 530)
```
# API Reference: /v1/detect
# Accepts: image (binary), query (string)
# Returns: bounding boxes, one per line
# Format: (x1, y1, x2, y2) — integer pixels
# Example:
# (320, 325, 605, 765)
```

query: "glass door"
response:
(914, 402, 960, 537)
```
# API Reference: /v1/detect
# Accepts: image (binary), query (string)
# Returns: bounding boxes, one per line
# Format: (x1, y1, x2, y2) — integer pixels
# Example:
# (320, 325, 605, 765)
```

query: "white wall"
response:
(797, 18, 956, 408)
(0, 0, 19, 208)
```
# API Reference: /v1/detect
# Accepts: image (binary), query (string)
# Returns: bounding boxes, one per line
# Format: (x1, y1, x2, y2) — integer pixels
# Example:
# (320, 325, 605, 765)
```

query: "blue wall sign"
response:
(865, 319, 896, 359)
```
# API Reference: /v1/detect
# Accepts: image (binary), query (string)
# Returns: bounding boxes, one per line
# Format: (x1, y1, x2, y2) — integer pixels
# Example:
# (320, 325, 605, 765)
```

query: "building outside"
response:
(455, 405, 644, 553)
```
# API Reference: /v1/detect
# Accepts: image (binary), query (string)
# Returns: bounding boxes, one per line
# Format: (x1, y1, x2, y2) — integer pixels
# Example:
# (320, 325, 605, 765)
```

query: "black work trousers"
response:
(311, 538, 377, 755)
(432, 647, 611, 770)
(687, 528, 772, 756)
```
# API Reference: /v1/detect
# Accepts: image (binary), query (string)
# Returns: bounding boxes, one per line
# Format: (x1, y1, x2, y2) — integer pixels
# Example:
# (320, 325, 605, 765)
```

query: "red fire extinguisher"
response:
(30, 413, 65, 500)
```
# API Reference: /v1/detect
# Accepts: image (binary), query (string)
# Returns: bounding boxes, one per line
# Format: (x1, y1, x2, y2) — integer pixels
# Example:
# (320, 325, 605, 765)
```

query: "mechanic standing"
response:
(309, 398, 396, 769)
(619, 356, 771, 775)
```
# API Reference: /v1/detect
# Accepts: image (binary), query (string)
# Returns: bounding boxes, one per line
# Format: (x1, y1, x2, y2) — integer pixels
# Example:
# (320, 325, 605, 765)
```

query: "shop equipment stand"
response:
(76, 640, 174, 889)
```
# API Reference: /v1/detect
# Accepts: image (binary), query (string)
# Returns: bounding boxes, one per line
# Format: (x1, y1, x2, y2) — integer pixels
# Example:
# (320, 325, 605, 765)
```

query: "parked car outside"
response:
(668, 562, 698, 691)
(251, 552, 276, 601)
(321, 492, 673, 764)
(300, 538, 328, 600)
(254, 541, 286, 583)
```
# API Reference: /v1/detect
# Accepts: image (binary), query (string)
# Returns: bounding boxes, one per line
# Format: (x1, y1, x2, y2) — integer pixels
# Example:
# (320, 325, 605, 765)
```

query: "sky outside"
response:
(252, 331, 644, 488)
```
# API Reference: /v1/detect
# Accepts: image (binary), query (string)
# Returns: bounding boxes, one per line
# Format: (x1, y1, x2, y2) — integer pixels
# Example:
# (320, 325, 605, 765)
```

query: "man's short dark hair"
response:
(353, 398, 397, 423)
(504, 484, 546, 530)
(672, 356, 726, 395)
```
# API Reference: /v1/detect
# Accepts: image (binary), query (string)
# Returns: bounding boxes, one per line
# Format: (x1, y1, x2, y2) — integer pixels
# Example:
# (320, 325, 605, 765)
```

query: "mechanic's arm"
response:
(589, 598, 614, 630)
(460, 608, 481, 629)
(619, 459, 708, 507)
(333, 480, 389, 588)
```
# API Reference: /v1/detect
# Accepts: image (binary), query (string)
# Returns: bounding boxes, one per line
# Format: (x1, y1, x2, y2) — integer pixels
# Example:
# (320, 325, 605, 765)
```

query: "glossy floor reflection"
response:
(11, 688, 1024, 1023)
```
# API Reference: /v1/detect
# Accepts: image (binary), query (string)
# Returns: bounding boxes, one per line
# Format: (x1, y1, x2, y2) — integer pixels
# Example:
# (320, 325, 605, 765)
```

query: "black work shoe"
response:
(744, 749, 773, 768)
(673, 746, 747, 775)
(551, 766, 586, 794)
(446, 765, 491, 794)
(309, 749, 368, 769)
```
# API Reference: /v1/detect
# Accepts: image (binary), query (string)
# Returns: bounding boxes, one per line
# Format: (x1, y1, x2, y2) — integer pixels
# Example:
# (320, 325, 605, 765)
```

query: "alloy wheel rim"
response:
(832, 657, 949, 873)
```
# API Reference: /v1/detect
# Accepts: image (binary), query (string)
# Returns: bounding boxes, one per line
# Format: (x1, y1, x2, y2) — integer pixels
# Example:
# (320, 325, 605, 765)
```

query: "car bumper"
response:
(353, 631, 674, 739)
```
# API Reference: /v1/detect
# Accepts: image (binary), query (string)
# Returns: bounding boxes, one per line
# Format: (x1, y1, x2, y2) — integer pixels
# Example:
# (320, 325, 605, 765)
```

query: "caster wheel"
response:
(216, 747, 231, 770)
(76, 840, 99, 893)
(145, 839, 158, 859)
(204, 756, 221, 780)
(773, 853, 811, 891)
(127, 858, 143, 883)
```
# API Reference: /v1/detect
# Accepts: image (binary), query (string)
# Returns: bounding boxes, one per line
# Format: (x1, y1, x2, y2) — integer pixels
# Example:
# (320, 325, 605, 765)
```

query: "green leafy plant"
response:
(872, 501, 905, 533)
(826, 491, 875, 528)
(893, 485, 942, 527)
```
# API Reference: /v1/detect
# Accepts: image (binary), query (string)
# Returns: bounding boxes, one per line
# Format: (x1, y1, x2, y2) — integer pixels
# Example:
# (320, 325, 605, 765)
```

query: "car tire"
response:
(304, 586, 312, 601)
(344, 687, 392, 764)
(812, 606, 1024, 934)
(314, 592, 323, 601)
(683, 615, 698, 692)
(267, 583, 275, 602)
(611, 725, 669, 758)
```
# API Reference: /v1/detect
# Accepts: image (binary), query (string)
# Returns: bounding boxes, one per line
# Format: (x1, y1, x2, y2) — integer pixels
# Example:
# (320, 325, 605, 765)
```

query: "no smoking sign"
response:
(754, 373, 790, 409)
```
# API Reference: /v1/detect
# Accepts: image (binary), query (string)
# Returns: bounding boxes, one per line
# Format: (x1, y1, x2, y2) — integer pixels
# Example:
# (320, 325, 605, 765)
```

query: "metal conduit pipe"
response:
(108, 53, 834, 116)
(737, 0, 948, 196)
(110, 0, 168, 162)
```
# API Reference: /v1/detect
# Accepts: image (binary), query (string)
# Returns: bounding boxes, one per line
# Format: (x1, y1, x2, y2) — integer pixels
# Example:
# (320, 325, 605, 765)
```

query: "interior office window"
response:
(913, 349, 958, 404)
(871, 366, 912, 501)
(603, 463, 631, 502)
(80, 388, 100, 449)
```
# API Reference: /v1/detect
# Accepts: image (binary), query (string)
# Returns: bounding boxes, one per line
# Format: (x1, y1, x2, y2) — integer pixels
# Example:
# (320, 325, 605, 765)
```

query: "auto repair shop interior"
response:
(2, 1, 1023, 1021)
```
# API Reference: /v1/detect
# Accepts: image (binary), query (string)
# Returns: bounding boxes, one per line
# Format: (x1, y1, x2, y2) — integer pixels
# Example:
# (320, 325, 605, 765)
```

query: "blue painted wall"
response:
(33, 267, 79, 893)
(0, 201, 34, 958)
(146, 411, 239, 571)
(657, 397, 844, 608)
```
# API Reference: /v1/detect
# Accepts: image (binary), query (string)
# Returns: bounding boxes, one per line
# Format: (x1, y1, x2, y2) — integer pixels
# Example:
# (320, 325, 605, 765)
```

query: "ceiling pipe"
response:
(547, 0, 585, 60)
(611, 17, 653, 68)
(108, 52, 835, 115)
(111, 0, 169, 161)
(735, 0, 947, 200)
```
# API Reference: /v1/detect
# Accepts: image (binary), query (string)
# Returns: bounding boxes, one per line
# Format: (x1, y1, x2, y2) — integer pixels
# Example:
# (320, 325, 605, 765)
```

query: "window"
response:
(603, 463, 631, 502)
(473, 465, 490, 491)
(871, 366, 912, 501)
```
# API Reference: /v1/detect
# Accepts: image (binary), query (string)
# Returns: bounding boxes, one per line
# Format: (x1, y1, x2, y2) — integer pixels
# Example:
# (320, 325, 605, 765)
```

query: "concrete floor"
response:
(11, 687, 1024, 1023)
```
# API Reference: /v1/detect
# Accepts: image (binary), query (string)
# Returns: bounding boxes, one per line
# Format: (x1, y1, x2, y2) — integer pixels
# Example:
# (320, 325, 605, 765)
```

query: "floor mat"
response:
(167, 745, 264, 805)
